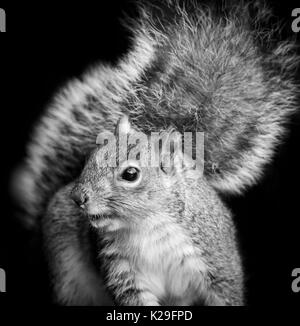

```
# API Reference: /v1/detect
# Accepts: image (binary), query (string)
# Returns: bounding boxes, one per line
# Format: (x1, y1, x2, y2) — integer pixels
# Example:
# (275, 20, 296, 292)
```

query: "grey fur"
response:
(45, 121, 244, 305)
(13, 0, 299, 306)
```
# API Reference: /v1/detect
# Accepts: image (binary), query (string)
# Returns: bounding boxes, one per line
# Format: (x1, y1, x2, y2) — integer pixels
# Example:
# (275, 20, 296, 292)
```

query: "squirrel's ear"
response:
(116, 115, 134, 135)
(160, 130, 184, 175)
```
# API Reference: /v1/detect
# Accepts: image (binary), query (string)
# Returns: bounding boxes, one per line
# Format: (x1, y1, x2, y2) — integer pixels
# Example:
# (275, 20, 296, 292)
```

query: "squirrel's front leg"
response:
(102, 256, 160, 306)
(115, 283, 160, 306)
(113, 280, 160, 306)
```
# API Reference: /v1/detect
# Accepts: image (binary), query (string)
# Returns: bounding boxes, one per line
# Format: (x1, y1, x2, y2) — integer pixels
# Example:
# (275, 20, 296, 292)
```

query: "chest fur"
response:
(107, 221, 209, 305)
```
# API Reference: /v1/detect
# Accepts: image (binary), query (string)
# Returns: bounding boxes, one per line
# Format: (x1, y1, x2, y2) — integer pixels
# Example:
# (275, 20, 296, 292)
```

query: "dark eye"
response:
(121, 167, 140, 182)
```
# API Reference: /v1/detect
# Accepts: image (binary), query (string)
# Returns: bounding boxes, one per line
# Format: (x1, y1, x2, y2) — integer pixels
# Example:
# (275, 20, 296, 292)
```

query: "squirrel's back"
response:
(14, 0, 299, 228)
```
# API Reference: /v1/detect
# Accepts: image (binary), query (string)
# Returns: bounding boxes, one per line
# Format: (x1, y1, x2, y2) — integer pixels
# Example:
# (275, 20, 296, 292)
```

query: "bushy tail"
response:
(14, 0, 299, 229)
(127, 0, 299, 193)
(10, 164, 37, 229)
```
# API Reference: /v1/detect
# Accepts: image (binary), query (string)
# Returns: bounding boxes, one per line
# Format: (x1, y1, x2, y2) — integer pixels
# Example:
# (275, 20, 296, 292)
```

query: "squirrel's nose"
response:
(71, 190, 88, 208)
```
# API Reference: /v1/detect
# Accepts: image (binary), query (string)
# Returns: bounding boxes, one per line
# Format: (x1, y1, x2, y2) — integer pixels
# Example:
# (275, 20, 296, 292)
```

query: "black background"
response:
(0, 0, 300, 308)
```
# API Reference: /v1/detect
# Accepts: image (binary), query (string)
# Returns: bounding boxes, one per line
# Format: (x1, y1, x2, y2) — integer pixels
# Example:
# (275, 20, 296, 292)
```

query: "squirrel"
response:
(44, 115, 244, 306)
(12, 0, 299, 305)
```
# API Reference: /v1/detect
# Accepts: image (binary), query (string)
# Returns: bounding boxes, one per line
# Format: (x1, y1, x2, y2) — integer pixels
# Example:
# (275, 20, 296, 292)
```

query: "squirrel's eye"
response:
(121, 167, 140, 182)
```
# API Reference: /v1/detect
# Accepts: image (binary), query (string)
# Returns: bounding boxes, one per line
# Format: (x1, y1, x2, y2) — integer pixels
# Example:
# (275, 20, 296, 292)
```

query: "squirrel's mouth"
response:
(84, 204, 112, 221)
(88, 213, 123, 231)
(88, 213, 108, 222)
(88, 214, 110, 229)
(85, 206, 115, 228)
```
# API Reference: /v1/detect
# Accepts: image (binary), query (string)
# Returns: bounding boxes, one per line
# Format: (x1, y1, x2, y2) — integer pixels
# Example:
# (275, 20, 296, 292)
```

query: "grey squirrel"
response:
(45, 116, 243, 305)
(14, 0, 299, 305)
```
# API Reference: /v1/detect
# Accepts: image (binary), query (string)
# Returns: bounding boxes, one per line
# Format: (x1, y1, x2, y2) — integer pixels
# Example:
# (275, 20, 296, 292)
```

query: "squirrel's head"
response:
(71, 115, 200, 231)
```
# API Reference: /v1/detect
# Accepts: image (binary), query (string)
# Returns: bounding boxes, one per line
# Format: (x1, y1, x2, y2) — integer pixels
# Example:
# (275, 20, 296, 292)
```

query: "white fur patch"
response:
(107, 215, 209, 305)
